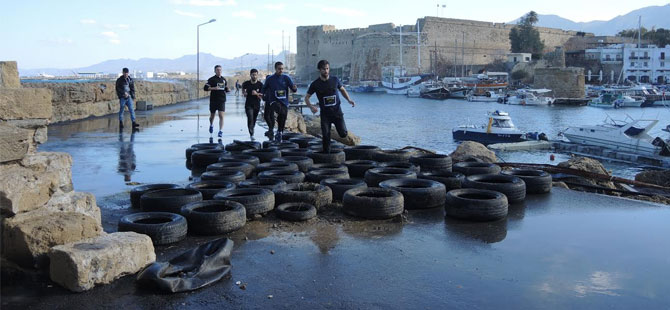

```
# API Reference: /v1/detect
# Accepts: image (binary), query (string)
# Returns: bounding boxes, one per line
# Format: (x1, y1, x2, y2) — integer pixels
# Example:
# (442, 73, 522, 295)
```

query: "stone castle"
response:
(296, 16, 592, 82)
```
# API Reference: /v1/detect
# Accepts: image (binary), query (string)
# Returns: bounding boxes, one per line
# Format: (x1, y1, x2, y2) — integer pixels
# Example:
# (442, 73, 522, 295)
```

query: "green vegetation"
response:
(509, 11, 545, 60)
(617, 27, 670, 47)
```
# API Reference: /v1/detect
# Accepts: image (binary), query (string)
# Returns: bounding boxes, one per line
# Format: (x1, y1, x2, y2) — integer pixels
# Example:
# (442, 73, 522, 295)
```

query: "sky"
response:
(2, 0, 668, 69)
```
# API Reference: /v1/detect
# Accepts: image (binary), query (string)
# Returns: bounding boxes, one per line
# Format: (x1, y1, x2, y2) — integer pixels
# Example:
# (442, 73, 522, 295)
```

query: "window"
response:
(644, 51, 648, 57)
(662, 62, 666, 67)
(644, 62, 648, 67)
(606, 54, 611, 60)
(631, 62, 635, 67)
(631, 52, 636, 57)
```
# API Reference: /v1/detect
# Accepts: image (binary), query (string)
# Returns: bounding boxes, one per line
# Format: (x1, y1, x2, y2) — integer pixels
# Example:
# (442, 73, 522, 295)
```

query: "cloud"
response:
(109, 39, 121, 45)
(173, 0, 236, 6)
(321, 7, 366, 17)
(232, 10, 256, 19)
(80, 19, 96, 24)
(264, 3, 286, 10)
(101, 31, 119, 38)
(277, 17, 297, 25)
(174, 9, 204, 18)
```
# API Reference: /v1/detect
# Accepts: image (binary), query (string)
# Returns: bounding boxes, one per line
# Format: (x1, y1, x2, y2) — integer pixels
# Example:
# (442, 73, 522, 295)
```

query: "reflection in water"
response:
(309, 224, 340, 254)
(341, 219, 403, 239)
(117, 129, 137, 182)
(573, 271, 622, 297)
(444, 217, 508, 244)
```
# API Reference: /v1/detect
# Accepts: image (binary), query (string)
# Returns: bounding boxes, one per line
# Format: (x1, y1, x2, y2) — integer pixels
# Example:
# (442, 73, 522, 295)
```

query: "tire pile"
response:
(120, 135, 553, 245)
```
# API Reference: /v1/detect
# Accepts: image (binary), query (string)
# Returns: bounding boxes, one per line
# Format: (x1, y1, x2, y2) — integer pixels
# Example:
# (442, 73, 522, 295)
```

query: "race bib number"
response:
(217, 83, 225, 88)
(275, 90, 286, 99)
(323, 95, 337, 106)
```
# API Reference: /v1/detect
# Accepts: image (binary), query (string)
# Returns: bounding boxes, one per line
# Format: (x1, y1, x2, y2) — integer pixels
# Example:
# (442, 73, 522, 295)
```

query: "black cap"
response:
(122, 68, 129, 73)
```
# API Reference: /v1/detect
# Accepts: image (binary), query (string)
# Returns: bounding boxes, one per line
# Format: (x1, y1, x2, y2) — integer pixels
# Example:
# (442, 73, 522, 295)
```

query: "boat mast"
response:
(461, 31, 465, 77)
(417, 19, 421, 74)
(399, 24, 403, 70)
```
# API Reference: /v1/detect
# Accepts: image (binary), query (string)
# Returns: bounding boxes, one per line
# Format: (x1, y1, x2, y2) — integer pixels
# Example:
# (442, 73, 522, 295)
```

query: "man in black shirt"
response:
(115, 67, 140, 129)
(203, 65, 230, 138)
(304, 60, 356, 152)
(242, 69, 263, 140)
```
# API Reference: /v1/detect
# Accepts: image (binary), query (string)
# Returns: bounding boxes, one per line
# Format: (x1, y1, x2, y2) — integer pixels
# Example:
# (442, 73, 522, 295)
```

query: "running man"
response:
(304, 60, 355, 152)
(115, 68, 140, 129)
(261, 61, 297, 142)
(242, 69, 263, 141)
(203, 65, 229, 138)
(235, 80, 241, 96)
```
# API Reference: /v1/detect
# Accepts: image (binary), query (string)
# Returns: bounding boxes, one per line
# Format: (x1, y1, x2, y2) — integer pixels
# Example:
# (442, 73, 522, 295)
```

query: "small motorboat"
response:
(467, 89, 504, 102)
(452, 110, 526, 145)
(500, 89, 554, 105)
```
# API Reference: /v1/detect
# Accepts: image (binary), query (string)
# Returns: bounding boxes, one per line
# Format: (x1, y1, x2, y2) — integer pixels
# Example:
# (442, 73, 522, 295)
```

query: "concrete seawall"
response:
(22, 80, 208, 123)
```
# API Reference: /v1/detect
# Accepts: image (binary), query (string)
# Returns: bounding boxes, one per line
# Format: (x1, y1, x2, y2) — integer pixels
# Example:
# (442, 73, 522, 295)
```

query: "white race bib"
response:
(275, 90, 287, 99)
(323, 95, 337, 106)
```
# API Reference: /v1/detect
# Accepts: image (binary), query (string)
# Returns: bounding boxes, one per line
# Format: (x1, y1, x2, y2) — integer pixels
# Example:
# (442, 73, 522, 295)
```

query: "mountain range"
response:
(510, 4, 670, 36)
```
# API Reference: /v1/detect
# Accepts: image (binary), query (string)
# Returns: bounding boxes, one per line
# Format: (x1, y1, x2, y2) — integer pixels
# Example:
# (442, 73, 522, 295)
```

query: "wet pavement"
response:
(4, 94, 670, 309)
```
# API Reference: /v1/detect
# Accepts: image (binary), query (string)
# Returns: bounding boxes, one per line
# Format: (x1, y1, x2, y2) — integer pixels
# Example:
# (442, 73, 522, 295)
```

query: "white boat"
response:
(588, 92, 643, 108)
(407, 84, 423, 98)
(452, 110, 526, 145)
(467, 90, 504, 102)
(562, 116, 670, 156)
(502, 89, 554, 105)
(381, 66, 429, 95)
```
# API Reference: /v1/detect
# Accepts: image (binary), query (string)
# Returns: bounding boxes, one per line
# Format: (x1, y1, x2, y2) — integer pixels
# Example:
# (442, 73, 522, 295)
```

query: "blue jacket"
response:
(262, 73, 295, 106)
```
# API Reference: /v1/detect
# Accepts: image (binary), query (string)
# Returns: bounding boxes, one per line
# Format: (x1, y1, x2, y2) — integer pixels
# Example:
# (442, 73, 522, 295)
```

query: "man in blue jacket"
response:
(115, 68, 140, 129)
(261, 61, 297, 142)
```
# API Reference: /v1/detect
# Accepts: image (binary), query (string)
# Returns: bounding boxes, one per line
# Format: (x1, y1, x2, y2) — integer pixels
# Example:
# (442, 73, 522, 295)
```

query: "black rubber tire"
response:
(310, 163, 349, 173)
(305, 169, 350, 183)
(342, 187, 404, 219)
(255, 162, 299, 174)
(289, 137, 319, 148)
(453, 162, 502, 176)
(418, 171, 465, 191)
(130, 183, 181, 209)
(257, 169, 305, 184)
(282, 132, 306, 140)
(345, 160, 379, 178)
(379, 178, 446, 210)
(320, 178, 367, 202)
(463, 174, 526, 203)
(118, 212, 187, 245)
(200, 170, 246, 184)
(180, 200, 246, 235)
(344, 145, 381, 160)
(186, 180, 236, 200)
(308, 150, 346, 164)
(140, 189, 202, 213)
(373, 149, 416, 162)
(213, 188, 275, 215)
(281, 148, 313, 157)
(308, 145, 345, 152)
(225, 141, 261, 153)
(186, 143, 223, 163)
(238, 178, 287, 191)
(379, 161, 420, 173)
(364, 167, 417, 187)
(409, 154, 453, 172)
(501, 169, 552, 194)
(272, 156, 314, 173)
(219, 154, 260, 167)
(263, 141, 299, 149)
(191, 149, 230, 169)
(242, 148, 281, 163)
(274, 182, 333, 209)
(206, 161, 255, 178)
(275, 203, 317, 221)
(445, 188, 508, 221)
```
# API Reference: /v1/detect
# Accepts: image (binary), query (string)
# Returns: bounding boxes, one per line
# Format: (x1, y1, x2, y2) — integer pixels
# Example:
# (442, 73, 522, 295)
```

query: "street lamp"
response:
(196, 18, 216, 134)
(240, 52, 251, 71)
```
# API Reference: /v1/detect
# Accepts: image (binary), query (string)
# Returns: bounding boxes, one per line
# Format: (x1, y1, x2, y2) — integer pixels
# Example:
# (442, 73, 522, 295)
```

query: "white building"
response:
(585, 44, 624, 64)
(622, 44, 670, 84)
(507, 53, 531, 63)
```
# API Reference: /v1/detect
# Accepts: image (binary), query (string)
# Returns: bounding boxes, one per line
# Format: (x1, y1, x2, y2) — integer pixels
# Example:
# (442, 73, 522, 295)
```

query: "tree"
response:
(509, 11, 545, 59)
(617, 27, 670, 47)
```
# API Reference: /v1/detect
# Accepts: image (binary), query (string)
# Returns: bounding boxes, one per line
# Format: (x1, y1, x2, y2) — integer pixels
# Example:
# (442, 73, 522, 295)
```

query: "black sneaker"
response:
(119, 121, 124, 129)
(132, 122, 140, 128)
(275, 131, 282, 142)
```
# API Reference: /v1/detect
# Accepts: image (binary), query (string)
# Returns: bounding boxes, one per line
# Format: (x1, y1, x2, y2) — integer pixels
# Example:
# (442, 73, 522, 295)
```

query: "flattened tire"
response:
(219, 154, 260, 167)
(379, 178, 446, 210)
(181, 200, 246, 235)
(501, 169, 552, 194)
(453, 162, 501, 176)
(257, 169, 305, 184)
(118, 212, 187, 245)
(310, 163, 348, 173)
(280, 148, 312, 158)
(289, 137, 319, 148)
(207, 161, 255, 178)
(364, 167, 417, 187)
(192, 149, 229, 169)
(274, 182, 333, 209)
(445, 188, 508, 221)
(344, 145, 381, 160)
(275, 203, 317, 221)
(343, 188, 404, 219)
(409, 154, 452, 172)
(140, 189, 203, 213)
(200, 170, 246, 184)
(345, 160, 379, 178)
(305, 169, 350, 183)
(214, 188, 275, 215)
(320, 178, 367, 202)
(238, 178, 287, 191)
(130, 183, 181, 209)
(272, 156, 314, 173)
(308, 150, 346, 164)
(418, 171, 465, 191)
(186, 180, 236, 200)
(463, 174, 526, 203)
(379, 161, 420, 173)
(225, 141, 261, 153)
(186, 143, 223, 163)
(242, 148, 281, 163)
(373, 149, 416, 162)
(255, 162, 299, 174)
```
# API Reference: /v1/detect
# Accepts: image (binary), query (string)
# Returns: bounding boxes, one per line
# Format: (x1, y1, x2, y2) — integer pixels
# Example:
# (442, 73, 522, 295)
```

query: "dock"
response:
(553, 98, 589, 106)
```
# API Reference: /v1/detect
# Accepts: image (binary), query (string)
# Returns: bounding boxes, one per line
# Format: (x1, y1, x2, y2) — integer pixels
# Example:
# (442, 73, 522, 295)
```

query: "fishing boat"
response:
(381, 66, 431, 95)
(420, 85, 450, 100)
(452, 110, 526, 145)
(467, 89, 504, 102)
(587, 92, 643, 108)
(501, 89, 554, 105)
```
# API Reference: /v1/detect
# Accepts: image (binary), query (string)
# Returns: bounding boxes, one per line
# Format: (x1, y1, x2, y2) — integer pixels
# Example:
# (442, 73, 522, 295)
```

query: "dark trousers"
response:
(266, 102, 288, 133)
(245, 103, 260, 136)
(320, 113, 348, 152)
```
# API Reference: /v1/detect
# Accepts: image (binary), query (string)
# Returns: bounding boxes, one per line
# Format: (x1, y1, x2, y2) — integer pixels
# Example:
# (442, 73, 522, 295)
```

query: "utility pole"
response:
(267, 44, 270, 72)
(399, 25, 403, 69)
(454, 38, 457, 77)
(461, 32, 465, 77)
(288, 35, 291, 70)
(417, 20, 421, 74)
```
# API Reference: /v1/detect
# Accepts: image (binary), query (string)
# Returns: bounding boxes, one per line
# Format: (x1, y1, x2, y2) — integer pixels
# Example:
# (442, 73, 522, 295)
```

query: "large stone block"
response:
(44, 191, 101, 224)
(2, 210, 103, 268)
(450, 141, 498, 163)
(0, 61, 20, 88)
(0, 88, 53, 120)
(0, 122, 32, 163)
(21, 152, 73, 192)
(304, 115, 361, 146)
(49, 232, 155, 292)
